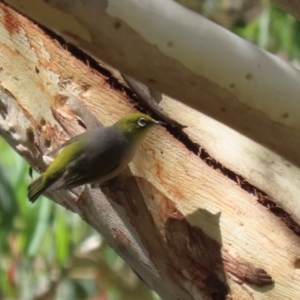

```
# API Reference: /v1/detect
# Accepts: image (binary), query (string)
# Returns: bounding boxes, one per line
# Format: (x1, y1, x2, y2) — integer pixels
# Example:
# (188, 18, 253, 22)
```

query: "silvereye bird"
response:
(28, 113, 163, 203)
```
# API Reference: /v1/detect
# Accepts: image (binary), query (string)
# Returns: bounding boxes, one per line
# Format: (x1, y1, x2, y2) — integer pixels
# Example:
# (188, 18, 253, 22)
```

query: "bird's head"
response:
(114, 113, 164, 142)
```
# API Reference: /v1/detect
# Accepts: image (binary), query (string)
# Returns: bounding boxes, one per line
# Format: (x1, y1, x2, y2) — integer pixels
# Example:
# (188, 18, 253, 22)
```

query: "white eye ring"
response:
(138, 118, 147, 127)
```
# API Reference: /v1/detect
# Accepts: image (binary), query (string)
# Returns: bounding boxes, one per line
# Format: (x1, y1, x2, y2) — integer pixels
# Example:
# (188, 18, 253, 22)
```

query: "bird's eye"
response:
(137, 118, 147, 127)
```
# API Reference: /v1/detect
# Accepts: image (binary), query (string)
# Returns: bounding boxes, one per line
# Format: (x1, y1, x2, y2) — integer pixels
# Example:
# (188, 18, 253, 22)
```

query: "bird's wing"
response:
(55, 127, 127, 189)
(60, 152, 120, 189)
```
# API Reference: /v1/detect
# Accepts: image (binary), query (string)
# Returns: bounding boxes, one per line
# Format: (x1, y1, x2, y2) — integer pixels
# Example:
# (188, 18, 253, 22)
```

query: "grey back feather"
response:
(51, 126, 132, 190)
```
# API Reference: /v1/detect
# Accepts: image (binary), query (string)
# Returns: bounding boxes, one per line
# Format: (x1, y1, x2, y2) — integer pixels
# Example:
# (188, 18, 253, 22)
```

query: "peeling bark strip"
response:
(52, 92, 103, 133)
(223, 250, 273, 286)
(0, 86, 65, 168)
(122, 74, 185, 129)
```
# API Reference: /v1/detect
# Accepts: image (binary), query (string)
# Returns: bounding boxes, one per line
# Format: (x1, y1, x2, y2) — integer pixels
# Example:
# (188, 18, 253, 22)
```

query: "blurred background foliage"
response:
(1, 0, 300, 299)
(178, 0, 300, 60)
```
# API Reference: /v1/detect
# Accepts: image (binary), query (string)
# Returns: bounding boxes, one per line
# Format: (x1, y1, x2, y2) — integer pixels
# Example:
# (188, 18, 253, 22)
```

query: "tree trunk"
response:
(1, 2, 300, 299)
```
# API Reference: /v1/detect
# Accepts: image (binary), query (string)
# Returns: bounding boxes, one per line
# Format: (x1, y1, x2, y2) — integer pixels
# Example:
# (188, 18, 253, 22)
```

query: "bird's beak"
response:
(153, 120, 165, 126)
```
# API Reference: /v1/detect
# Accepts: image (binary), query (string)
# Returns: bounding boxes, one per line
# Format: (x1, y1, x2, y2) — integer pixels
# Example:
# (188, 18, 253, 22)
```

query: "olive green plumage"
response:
(28, 113, 162, 203)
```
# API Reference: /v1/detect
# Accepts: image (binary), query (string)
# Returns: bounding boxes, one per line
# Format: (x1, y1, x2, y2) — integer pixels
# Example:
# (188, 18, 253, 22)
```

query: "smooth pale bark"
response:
(4, 0, 300, 169)
(1, 3, 300, 300)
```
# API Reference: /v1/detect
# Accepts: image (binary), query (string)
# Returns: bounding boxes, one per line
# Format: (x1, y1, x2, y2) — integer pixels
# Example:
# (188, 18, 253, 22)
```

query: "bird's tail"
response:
(28, 175, 47, 203)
